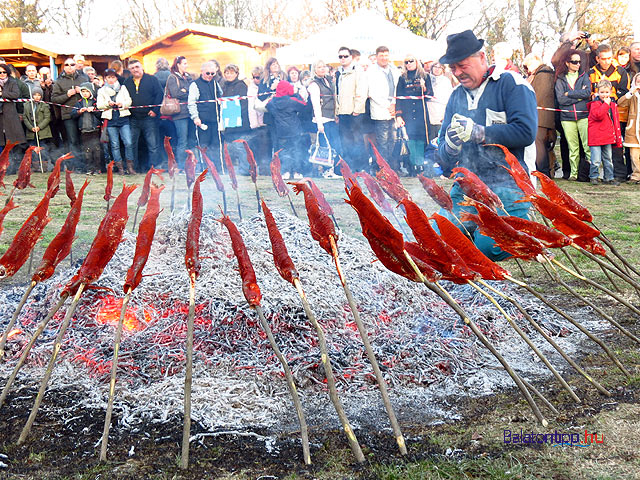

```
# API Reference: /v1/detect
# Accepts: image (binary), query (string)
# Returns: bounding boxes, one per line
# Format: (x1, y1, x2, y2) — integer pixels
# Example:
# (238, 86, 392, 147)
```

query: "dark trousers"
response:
(130, 115, 160, 171)
(373, 119, 396, 169)
(81, 130, 102, 172)
(63, 118, 82, 168)
(338, 114, 367, 171)
(535, 127, 556, 177)
(278, 135, 305, 175)
(196, 124, 223, 170)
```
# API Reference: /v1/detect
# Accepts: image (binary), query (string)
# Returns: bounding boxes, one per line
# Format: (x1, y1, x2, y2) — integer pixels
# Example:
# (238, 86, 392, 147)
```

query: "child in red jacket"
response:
(588, 79, 623, 185)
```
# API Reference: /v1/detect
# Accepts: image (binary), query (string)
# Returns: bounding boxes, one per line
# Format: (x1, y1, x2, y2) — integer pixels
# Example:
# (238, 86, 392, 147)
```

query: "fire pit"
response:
(0, 209, 606, 437)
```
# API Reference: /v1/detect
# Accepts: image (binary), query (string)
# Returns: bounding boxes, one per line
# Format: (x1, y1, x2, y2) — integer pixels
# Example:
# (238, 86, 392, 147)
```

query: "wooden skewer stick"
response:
(330, 236, 407, 455)
(593, 225, 640, 278)
(390, 210, 410, 238)
(131, 205, 141, 232)
(529, 266, 631, 379)
(292, 278, 364, 463)
(0, 281, 36, 361)
(519, 377, 559, 415)
(0, 295, 68, 409)
(478, 279, 611, 397)
(254, 183, 261, 214)
(429, 279, 547, 426)
(100, 287, 132, 461)
(544, 258, 640, 345)
(286, 193, 298, 218)
(222, 191, 228, 216)
(468, 280, 580, 403)
(254, 304, 311, 465)
(572, 245, 640, 296)
(401, 252, 547, 426)
(235, 190, 242, 220)
(181, 274, 196, 469)
(19, 283, 85, 444)
(170, 175, 176, 214)
(106, 198, 111, 213)
(550, 257, 640, 321)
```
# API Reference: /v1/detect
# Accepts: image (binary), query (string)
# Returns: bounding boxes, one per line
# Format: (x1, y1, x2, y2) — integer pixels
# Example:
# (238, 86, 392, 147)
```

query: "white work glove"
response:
(450, 113, 485, 144)
(445, 122, 465, 155)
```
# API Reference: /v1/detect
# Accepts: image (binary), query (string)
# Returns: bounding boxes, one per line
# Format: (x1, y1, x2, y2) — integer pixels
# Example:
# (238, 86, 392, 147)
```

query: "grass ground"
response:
(1, 170, 639, 479)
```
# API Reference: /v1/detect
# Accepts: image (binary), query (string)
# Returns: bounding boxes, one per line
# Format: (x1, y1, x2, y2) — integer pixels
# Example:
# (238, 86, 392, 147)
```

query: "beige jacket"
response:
(97, 83, 132, 120)
(336, 65, 367, 115)
(618, 90, 640, 147)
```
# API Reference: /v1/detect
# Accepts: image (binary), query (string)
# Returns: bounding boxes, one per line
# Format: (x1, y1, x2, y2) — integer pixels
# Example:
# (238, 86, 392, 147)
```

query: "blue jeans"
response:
(338, 114, 367, 171)
(435, 182, 531, 261)
(373, 119, 396, 168)
(107, 123, 134, 165)
(130, 115, 159, 171)
(173, 118, 189, 169)
(589, 144, 613, 181)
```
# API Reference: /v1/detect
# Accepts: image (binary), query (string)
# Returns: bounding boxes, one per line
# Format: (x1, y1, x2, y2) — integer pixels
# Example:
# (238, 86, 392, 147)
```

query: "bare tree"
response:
(44, 0, 96, 36)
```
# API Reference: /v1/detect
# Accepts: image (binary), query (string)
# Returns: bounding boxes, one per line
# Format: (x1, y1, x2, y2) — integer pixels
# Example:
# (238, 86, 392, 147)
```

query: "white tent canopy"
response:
(276, 9, 445, 66)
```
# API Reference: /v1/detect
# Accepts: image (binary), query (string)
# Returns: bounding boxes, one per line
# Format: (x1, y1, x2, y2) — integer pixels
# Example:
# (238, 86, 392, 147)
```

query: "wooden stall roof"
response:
(0, 28, 120, 58)
(121, 24, 290, 59)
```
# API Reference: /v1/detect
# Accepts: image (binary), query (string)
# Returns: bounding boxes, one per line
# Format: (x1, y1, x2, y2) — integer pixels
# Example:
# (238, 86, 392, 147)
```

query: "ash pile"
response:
(0, 209, 604, 434)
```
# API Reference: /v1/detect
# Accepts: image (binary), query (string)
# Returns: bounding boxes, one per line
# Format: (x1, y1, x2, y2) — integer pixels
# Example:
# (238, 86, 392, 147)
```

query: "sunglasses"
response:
(338, 55, 350, 59)
(0, 71, 7, 74)
(203, 71, 215, 75)
(253, 75, 261, 79)
(65, 63, 76, 66)
(404, 59, 416, 64)
(568, 60, 581, 65)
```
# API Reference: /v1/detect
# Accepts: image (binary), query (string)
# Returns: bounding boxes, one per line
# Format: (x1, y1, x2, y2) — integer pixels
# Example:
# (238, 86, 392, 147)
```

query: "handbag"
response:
(308, 132, 335, 168)
(160, 76, 181, 116)
(100, 119, 109, 144)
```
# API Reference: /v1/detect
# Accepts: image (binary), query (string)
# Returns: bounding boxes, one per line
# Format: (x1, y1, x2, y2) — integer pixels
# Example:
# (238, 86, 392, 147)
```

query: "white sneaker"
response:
(323, 171, 342, 179)
(282, 172, 291, 180)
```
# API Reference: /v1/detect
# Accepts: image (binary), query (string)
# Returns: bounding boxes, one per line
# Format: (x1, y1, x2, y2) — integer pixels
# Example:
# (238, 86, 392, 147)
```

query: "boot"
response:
(114, 161, 125, 175)
(126, 159, 137, 175)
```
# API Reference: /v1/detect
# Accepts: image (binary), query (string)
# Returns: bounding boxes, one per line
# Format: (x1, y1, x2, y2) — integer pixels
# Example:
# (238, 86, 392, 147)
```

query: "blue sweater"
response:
(438, 69, 538, 189)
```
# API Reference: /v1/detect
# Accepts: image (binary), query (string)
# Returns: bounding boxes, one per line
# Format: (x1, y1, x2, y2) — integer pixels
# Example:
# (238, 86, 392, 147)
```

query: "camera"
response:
(581, 31, 591, 39)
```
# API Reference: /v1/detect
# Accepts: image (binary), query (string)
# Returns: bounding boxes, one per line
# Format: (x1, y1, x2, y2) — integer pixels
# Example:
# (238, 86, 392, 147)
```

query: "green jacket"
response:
(23, 100, 53, 140)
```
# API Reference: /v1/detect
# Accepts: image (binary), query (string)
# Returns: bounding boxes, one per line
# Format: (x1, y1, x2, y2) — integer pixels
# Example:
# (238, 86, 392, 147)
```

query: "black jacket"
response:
(266, 94, 307, 139)
(396, 70, 432, 138)
(124, 73, 163, 118)
(555, 72, 591, 121)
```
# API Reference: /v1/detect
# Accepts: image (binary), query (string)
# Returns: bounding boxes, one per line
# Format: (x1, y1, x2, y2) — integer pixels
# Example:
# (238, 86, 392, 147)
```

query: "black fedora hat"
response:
(439, 30, 485, 65)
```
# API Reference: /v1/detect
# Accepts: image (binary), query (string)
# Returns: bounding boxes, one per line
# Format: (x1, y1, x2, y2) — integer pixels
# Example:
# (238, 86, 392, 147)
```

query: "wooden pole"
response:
(468, 280, 580, 403)
(19, 283, 85, 444)
(293, 278, 364, 463)
(330, 236, 407, 455)
(478, 279, 610, 396)
(402, 252, 547, 426)
(286, 193, 298, 218)
(181, 275, 196, 469)
(524, 267, 631, 379)
(545, 258, 640, 345)
(571, 244, 640, 295)
(100, 287, 132, 461)
(595, 228, 640, 277)
(0, 281, 36, 361)
(254, 305, 311, 465)
(131, 205, 140, 232)
(0, 295, 68, 409)
(235, 190, 242, 220)
(254, 183, 261, 214)
(222, 191, 228, 216)
(170, 175, 176, 214)
(520, 377, 559, 414)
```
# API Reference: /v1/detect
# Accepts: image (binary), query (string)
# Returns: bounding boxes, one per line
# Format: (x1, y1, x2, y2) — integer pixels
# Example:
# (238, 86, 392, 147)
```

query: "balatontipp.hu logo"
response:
(503, 428, 604, 447)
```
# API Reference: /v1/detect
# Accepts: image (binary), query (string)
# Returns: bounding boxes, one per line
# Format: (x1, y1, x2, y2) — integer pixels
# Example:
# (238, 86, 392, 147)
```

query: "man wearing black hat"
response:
(437, 30, 538, 261)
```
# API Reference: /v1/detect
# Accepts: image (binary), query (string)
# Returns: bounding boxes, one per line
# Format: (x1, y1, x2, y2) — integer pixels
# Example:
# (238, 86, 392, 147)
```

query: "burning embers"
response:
(94, 295, 153, 332)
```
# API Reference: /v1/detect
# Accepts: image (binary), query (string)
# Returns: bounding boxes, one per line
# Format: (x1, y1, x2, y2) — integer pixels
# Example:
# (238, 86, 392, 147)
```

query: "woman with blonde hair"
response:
(395, 54, 432, 176)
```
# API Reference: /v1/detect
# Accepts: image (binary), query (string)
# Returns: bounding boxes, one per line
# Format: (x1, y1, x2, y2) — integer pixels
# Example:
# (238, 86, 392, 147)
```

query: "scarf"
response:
(0, 76, 8, 87)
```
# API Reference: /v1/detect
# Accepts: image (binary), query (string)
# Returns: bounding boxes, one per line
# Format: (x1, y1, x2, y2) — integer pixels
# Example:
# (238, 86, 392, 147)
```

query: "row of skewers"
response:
(0, 138, 639, 468)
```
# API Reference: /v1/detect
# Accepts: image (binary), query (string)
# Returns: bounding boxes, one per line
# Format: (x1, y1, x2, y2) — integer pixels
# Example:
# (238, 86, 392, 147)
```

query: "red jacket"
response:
(587, 99, 623, 147)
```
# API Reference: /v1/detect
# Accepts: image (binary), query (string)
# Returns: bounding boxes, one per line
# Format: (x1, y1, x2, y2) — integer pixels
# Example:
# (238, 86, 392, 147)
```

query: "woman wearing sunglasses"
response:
(555, 49, 591, 180)
(0, 63, 27, 150)
(395, 55, 432, 176)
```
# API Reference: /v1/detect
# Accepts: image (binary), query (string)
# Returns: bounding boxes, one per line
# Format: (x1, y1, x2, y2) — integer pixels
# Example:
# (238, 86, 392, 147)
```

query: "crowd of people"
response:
(0, 32, 639, 186)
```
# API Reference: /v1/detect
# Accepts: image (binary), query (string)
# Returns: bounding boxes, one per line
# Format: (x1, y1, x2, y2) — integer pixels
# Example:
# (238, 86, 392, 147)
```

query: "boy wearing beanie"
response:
(71, 82, 102, 174)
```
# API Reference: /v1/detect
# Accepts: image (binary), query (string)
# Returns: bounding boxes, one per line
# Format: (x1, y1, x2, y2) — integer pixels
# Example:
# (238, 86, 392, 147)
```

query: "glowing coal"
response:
(0, 209, 606, 434)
